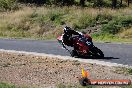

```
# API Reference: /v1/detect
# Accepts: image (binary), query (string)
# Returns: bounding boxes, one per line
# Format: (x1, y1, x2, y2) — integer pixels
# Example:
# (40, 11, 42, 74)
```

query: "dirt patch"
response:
(0, 51, 132, 88)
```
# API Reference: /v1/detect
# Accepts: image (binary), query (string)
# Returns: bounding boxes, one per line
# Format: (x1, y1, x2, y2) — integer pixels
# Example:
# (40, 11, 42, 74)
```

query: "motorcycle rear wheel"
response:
(71, 50, 79, 57)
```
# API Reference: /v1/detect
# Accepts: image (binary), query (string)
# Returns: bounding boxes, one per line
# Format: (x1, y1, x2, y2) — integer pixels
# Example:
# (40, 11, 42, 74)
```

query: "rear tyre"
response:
(71, 50, 78, 57)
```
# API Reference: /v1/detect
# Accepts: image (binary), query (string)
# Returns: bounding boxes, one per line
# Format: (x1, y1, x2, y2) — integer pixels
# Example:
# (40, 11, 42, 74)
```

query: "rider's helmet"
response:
(63, 26, 71, 34)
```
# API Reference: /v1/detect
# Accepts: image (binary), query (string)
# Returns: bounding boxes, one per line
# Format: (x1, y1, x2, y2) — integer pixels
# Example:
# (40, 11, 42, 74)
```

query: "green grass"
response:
(121, 85, 132, 88)
(0, 82, 29, 88)
(92, 33, 132, 43)
(57, 83, 96, 88)
(0, 82, 39, 88)
(57, 83, 132, 88)
(0, 82, 15, 88)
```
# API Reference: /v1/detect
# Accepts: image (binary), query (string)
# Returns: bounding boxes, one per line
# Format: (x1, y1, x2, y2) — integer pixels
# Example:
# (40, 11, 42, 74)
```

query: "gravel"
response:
(0, 51, 131, 88)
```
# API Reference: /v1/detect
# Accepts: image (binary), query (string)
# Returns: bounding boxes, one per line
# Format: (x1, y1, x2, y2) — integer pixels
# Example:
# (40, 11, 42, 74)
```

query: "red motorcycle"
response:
(57, 34, 104, 58)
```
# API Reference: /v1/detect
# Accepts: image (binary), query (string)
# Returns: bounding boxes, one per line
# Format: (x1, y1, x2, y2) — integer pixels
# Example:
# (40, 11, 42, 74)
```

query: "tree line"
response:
(18, 0, 132, 8)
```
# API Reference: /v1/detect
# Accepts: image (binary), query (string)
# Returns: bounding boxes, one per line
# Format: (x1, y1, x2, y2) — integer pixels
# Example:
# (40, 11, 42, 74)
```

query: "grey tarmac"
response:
(0, 38, 132, 66)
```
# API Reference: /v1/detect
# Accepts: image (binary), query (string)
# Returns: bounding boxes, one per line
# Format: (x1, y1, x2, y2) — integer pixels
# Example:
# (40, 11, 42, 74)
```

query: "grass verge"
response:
(92, 34, 132, 44)
(0, 5, 132, 43)
(0, 82, 15, 88)
(0, 82, 29, 88)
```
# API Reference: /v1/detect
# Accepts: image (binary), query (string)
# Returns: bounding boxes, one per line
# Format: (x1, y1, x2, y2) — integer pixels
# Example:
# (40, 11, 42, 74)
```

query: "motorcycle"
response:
(57, 34, 104, 58)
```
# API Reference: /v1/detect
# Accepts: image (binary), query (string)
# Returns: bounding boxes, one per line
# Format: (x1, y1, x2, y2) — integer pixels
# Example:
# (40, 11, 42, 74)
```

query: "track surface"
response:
(0, 38, 132, 66)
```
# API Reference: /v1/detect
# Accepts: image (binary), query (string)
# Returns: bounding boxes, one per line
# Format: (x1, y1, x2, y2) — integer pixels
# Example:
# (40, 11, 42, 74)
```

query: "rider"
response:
(61, 26, 83, 50)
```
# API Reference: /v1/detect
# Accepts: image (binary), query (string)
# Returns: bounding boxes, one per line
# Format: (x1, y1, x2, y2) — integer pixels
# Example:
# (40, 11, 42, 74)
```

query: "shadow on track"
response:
(103, 57, 119, 60)
(77, 56, 119, 60)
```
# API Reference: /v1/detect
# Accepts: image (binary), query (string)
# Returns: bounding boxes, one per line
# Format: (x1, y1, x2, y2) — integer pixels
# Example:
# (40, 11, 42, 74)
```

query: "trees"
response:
(18, 0, 74, 6)
(120, 0, 123, 6)
(18, 0, 46, 4)
(17, 0, 131, 7)
(54, 0, 74, 6)
(127, 0, 131, 6)
(112, 0, 132, 7)
(80, 0, 85, 6)
(112, 0, 117, 9)
(96, 0, 103, 7)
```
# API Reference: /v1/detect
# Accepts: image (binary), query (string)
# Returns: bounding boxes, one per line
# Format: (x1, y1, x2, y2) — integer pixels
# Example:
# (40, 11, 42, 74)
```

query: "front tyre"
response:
(90, 47, 104, 59)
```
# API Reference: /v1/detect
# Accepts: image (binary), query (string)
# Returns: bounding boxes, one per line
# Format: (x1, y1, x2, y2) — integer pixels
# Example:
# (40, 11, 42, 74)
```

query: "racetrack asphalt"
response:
(0, 38, 132, 66)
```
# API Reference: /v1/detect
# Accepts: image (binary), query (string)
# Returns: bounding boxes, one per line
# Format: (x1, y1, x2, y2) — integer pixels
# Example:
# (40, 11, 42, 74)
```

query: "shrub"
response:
(46, 10, 65, 25)
(128, 68, 132, 75)
(101, 16, 132, 35)
(101, 20, 120, 34)
(0, 0, 18, 11)
(73, 14, 96, 29)
(96, 14, 113, 24)
(118, 16, 132, 28)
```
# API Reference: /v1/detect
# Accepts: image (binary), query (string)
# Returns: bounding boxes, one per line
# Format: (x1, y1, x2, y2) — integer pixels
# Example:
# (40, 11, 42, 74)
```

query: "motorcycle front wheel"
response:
(90, 46, 104, 59)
